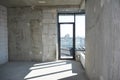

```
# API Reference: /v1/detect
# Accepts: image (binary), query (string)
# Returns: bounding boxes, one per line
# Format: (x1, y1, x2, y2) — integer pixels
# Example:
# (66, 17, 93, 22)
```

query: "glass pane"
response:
(60, 24, 73, 59)
(75, 15, 85, 51)
(59, 15, 74, 23)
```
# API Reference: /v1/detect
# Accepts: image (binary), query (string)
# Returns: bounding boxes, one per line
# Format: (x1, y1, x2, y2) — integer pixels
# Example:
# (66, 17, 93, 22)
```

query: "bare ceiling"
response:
(0, 0, 85, 8)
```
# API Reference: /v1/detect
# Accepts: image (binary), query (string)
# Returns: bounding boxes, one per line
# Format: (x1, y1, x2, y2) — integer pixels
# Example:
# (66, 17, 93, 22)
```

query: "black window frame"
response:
(57, 11, 85, 60)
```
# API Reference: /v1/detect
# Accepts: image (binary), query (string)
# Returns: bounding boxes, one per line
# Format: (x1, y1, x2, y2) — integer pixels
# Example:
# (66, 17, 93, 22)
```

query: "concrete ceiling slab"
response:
(0, 0, 84, 8)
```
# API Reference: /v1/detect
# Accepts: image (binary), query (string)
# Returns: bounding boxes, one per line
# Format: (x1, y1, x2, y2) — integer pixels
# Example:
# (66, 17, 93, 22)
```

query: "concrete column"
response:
(42, 9, 57, 61)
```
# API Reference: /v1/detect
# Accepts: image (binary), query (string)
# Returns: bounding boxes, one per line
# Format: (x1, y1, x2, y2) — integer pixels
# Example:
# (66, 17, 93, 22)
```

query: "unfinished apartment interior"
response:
(0, 0, 120, 80)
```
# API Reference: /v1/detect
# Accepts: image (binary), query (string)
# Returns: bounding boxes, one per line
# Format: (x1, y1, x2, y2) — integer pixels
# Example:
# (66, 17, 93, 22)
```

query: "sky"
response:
(75, 15, 85, 38)
(59, 15, 85, 38)
(60, 24, 73, 37)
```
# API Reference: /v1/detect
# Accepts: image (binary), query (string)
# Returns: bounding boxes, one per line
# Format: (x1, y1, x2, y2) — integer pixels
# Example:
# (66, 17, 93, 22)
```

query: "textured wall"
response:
(8, 7, 80, 62)
(8, 7, 57, 62)
(0, 5, 8, 64)
(8, 8, 43, 61)
(86, 0, 120, 80)
(42, 9, 57, 61)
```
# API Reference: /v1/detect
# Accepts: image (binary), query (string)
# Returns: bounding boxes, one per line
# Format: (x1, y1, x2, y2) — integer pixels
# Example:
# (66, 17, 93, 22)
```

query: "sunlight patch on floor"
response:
(30, 62, 67, 70)
(24, 61, 77, 80)
(33, 60, 65, 66)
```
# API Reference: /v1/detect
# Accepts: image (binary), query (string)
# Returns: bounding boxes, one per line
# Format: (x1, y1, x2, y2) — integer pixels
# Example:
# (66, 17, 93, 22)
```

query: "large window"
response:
(59, 15, 74, 23)
(58, 13, 85, 60)
(75, 14, 85, 51)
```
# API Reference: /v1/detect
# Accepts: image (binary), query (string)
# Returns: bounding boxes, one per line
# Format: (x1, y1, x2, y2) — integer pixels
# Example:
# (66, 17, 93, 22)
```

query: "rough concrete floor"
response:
(0, 60, 89, 80)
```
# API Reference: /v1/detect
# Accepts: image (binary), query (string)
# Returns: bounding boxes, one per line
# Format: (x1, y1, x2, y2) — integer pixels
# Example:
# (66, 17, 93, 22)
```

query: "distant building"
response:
(61, 34, 85, 50)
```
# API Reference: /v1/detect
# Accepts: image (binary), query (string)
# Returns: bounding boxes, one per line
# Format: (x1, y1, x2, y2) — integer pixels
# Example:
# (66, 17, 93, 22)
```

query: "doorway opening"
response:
(58, 12, 85, 60)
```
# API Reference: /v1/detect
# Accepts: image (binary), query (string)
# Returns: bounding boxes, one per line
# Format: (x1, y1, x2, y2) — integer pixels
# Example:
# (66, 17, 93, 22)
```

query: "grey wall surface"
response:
(42, 9, 57, 61)
(8, 8, 57, 62)
(0, 5, 8, 64)
(86, 0, 120, 80)
(8, 7, 79, 62)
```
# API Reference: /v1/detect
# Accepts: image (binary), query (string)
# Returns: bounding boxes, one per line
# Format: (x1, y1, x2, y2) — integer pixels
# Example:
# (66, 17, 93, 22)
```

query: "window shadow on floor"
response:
(0, 60, 89, 80)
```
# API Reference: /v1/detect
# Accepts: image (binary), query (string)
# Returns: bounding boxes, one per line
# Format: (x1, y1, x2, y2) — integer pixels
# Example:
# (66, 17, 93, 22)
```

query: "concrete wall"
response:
(42, 9, 57, 61)
(0, 5, 8, 64)
(8, 7, 79, 62)
(8, 8, 57, 62)
(86, 0, 120, 80)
